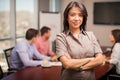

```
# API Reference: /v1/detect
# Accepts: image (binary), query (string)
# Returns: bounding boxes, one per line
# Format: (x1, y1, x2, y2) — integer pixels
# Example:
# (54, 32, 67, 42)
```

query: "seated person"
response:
(10, 28, 50, 69)
(106, 29, 120, 75)
(34, 26, 57, 61)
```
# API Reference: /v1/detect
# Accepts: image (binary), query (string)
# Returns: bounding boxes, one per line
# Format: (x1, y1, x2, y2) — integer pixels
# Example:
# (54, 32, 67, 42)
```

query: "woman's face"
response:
(68, 6, 83, 30)
(109, 34, 115, 43)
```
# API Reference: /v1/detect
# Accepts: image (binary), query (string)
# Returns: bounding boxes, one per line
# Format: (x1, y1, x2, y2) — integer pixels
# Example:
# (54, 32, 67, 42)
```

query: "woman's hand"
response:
(105, 56, 110, 63)
(81, 53, 106, 70)
(51, 55, 58, 62)
(59, 54, 94, 70)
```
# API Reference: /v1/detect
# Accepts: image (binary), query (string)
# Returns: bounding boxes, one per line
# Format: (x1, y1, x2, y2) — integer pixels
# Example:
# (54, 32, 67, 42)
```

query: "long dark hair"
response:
(112, 29, 120, 43)
(63, 1, 88, 33)
(111, 29, 120, 51)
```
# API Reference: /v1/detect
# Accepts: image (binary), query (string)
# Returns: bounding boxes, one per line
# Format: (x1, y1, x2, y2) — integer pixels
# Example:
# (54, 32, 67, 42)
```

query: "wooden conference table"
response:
(2, 66, 61, 80)
(2, 47, 111, 80)
(2, 62, 111, 80)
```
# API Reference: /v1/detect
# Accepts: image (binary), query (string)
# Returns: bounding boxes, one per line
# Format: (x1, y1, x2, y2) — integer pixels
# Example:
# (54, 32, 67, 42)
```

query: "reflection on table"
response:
(2, 46, 112, 80)
(2, 61, 112, 80)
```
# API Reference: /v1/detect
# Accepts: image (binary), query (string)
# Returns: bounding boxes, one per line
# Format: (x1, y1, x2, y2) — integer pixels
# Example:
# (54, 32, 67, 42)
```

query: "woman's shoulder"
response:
(114, 43, 120, 48)
(86, 31, 94, 35)
(56, 32, 67, 38)
(85, 31, 96, 38)
(112, 43, 120, 52)
(56, 32, 68, 41)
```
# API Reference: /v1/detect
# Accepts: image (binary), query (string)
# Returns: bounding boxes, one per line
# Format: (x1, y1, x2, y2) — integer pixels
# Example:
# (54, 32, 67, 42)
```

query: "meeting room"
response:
(0, 0, 120, 80)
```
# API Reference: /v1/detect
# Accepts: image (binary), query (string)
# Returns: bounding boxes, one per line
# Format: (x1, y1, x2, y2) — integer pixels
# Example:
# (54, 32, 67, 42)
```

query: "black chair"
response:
(3, 47, 18, 74)
(107, 74, 120, 80)
(52, 40, 56, 53)
(0, 65, 4, 79)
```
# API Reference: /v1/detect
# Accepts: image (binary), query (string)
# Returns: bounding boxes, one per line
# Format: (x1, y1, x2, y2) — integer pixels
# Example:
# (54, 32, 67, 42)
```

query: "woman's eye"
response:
(79, 14, 83, 17)
(70, 14, 75, 17)
(70, 13, 83, 17)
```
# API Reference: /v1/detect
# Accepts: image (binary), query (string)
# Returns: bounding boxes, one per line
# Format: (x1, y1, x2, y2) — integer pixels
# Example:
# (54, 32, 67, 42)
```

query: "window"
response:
(0, 0, 10, 72)
(0, 0, 38, 72)
(0, 0, 38, 51)
(0, 0, 10, 49)
(16, 0, 35, 38)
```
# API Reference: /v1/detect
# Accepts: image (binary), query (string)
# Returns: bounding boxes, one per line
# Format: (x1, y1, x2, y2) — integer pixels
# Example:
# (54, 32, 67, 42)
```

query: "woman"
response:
(106, 29, 120, 75)
(56, 1, 104, 80)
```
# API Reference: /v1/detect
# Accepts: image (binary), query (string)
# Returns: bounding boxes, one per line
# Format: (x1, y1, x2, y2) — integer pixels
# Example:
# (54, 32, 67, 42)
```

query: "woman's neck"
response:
(69, 28, 81, 39)
(70, 27, 81, 35)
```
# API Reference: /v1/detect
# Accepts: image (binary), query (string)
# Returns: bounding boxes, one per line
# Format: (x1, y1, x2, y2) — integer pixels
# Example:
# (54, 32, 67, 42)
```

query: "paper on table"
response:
(50, 62, 62, 66)
(41, 61, 62, 67)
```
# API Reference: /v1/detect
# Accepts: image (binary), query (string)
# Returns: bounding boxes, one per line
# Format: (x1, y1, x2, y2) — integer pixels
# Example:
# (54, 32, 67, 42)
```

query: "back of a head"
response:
(40, 26, 51, 36)
(26, 28, 39, 40)
(112, 29, 120, 43)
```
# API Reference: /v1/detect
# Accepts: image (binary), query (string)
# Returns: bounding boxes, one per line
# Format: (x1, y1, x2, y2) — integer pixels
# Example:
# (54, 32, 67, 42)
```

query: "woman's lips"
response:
(73, 22, 80, 26)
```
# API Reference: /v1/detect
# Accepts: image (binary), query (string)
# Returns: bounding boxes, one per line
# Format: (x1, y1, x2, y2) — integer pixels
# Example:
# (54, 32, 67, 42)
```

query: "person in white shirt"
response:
(106, 29, 120, 74)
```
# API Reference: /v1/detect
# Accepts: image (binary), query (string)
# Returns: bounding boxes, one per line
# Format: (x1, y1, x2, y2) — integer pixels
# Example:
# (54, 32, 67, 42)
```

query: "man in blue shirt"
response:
(10, 28, 50, 69)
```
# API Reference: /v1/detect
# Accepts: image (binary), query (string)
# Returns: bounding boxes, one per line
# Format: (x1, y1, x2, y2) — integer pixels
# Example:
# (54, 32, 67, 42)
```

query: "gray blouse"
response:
(56, 31, 102, 80)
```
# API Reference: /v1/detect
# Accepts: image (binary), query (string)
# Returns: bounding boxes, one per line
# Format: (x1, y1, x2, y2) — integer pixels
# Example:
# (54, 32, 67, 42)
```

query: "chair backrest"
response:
(52, 40, 56, 53)
(108, 74, 120, 80)
(3, 47, 14, 70)
(0, 65, 3, 79)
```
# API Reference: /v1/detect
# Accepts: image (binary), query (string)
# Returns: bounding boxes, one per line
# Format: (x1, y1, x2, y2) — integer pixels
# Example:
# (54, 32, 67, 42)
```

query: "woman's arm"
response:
(59, 54, 94, 70)
(105, 56, 110, 63)
(80, 32, 105, 70)
(81, 53, 105, 70)
(106, 43, 120, 65)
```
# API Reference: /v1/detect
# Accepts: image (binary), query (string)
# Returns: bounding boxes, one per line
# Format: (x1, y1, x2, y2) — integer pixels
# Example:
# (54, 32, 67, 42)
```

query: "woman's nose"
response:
(74, 15, 79, 20)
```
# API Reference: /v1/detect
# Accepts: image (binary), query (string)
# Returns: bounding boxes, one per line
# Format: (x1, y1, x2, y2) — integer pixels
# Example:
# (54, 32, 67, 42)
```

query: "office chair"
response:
(3, 47, 18, 74)
(107, 74, 120, 80)
(0, 65, 3, 79)
(52, 40, 56, 53)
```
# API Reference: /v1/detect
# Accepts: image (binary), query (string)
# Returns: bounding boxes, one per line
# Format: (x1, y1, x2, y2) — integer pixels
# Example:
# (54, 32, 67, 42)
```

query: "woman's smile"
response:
(68, 6, 83, 29)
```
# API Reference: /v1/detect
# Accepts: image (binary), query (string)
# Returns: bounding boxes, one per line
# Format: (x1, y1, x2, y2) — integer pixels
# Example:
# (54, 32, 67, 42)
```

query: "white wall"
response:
(84, 0, 120, 46)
